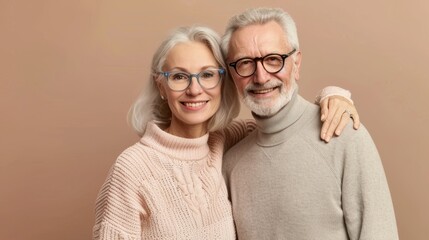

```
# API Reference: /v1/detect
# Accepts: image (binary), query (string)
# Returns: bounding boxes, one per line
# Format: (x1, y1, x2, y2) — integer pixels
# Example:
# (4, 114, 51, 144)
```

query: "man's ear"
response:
(293, 50, 302, 81)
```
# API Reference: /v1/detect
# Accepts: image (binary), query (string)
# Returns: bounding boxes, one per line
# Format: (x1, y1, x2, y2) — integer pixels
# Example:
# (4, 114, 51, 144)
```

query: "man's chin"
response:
(244, 93, 292, 117)
(245, 99, 278, 117)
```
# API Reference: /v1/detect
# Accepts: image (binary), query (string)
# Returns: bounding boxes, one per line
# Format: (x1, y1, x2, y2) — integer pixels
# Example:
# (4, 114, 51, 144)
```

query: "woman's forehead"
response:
(164, 42, 219, 71)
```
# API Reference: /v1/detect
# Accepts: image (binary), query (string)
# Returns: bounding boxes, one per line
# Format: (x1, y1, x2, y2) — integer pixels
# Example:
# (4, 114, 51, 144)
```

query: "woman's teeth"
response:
(183, 101, 206, 107)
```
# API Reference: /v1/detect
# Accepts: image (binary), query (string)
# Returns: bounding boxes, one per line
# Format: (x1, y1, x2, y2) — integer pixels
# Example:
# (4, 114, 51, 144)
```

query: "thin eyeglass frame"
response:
(160, 68, 225, 92)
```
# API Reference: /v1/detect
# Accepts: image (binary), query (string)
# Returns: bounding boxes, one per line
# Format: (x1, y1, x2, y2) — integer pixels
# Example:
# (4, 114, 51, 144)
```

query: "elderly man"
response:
(222, 7, 398, 240)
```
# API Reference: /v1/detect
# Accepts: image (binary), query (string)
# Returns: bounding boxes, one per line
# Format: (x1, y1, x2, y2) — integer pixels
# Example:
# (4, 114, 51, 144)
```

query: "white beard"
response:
(243, 78, 297, 117)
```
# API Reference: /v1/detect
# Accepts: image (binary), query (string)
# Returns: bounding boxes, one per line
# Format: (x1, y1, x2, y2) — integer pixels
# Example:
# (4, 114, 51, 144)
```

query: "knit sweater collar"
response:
(252, 87, 309, 146)
(140, 121, 210, 161)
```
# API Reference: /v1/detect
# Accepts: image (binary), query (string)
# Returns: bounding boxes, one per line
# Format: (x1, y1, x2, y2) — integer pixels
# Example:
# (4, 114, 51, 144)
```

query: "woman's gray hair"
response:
(221, 7, 299, 59)
(128, 26, 240, 136)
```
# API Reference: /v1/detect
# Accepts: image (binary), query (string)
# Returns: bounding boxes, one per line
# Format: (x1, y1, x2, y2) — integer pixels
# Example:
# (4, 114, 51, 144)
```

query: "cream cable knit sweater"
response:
(93, 120, 255, 240)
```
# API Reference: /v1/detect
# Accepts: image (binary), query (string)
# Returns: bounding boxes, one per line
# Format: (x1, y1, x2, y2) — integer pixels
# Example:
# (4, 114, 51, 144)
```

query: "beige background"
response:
(1, 0, 428, 239)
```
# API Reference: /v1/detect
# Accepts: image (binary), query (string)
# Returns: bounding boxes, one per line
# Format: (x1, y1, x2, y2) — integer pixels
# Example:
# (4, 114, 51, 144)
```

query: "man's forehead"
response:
(228, 32, 290, 59)
(227, 22, 290, 57)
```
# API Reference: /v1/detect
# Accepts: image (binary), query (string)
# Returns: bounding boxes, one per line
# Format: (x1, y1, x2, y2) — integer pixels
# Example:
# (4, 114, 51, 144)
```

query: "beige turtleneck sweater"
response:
(223, 89, 398, 240)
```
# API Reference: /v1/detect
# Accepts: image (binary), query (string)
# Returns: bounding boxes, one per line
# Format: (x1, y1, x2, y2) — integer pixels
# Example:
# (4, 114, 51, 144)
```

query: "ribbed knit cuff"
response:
(314, 86, 353, 104)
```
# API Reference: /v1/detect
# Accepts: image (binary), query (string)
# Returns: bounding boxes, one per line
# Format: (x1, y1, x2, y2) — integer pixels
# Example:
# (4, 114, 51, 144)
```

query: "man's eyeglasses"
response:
(159, 68, 225, 92)
(228, 49, 296, 78)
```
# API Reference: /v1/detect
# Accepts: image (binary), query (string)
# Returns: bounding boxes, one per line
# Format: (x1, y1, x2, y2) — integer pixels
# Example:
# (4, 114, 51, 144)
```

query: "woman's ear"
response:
(155, 75, 166, 100)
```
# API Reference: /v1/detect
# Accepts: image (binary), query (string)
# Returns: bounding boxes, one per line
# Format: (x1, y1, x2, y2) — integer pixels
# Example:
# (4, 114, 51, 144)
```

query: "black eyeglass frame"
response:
(228, 49, 297, 78)
(159, 68, 225, 92)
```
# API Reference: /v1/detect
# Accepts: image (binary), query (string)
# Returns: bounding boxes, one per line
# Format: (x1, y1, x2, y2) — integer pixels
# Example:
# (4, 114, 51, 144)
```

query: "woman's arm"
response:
(93, 151, 147, 239)
(316, 86, 361, 142)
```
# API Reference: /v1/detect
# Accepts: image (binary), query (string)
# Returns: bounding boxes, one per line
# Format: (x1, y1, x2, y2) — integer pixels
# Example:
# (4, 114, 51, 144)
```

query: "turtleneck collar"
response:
(140, 121, 210, 161)
(252, 87, 311, 146)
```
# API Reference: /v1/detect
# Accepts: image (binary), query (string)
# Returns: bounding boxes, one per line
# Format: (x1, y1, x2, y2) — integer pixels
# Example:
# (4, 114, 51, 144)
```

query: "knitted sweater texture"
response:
(223, 89, 398, 240)
(93, 120, 255, 240)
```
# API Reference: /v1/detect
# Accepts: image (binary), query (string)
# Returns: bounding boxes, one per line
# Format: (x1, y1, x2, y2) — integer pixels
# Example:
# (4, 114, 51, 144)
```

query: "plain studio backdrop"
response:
(1, 0, 428, 239)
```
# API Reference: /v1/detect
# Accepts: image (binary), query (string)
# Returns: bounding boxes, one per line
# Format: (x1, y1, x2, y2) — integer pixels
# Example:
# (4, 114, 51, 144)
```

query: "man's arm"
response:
(341, 126, 398, 239)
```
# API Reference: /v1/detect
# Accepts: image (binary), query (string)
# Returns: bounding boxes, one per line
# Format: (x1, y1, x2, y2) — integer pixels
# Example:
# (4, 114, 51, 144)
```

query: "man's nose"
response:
(253, 61, 270, 85)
